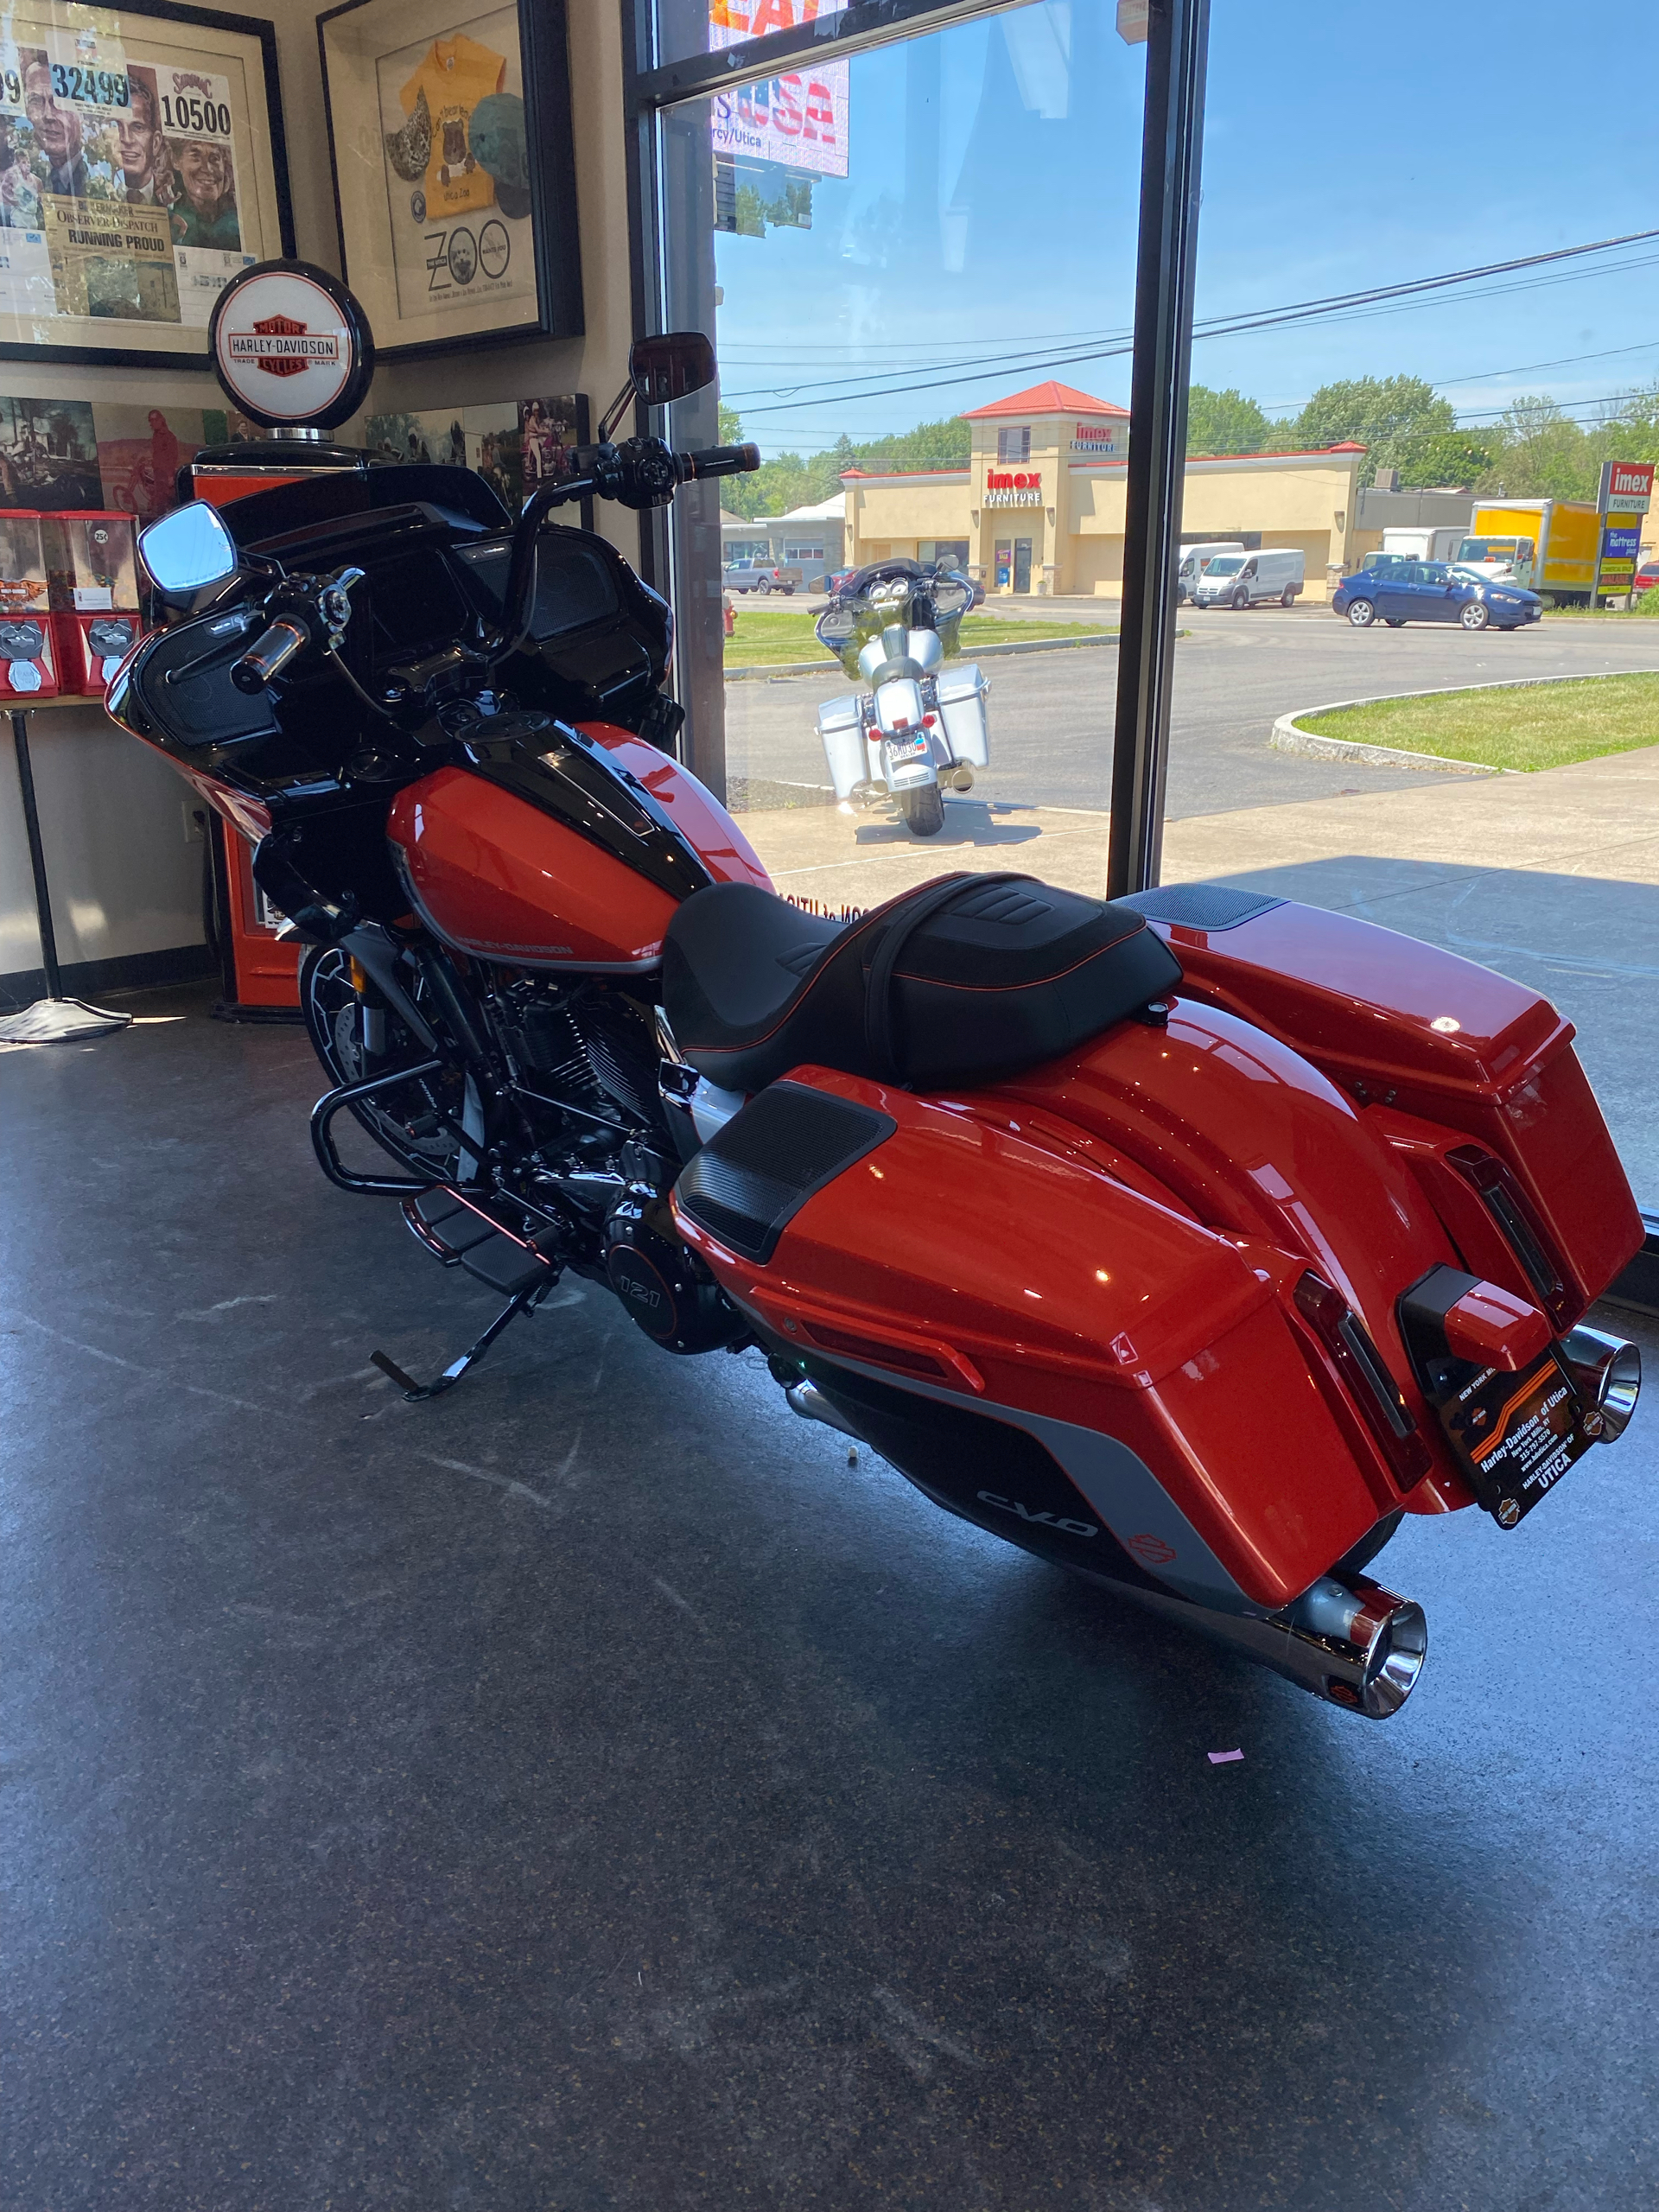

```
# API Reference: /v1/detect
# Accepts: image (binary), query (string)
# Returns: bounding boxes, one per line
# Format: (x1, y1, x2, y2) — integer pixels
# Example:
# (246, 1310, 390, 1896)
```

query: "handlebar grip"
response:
(680, 443, 762, 479)
(231, 619, 309, 694)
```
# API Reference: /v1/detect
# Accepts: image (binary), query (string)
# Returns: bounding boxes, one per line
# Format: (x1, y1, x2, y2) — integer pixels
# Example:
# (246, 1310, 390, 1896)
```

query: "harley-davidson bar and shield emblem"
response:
(225, 315, 343, 379)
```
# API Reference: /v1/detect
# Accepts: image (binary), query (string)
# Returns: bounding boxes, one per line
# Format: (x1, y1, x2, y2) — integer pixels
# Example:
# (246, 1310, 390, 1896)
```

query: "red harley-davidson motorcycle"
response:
(110, 333, 1643, 1721)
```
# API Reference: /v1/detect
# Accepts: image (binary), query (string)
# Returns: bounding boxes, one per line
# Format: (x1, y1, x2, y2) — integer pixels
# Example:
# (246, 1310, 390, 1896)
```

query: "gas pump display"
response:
(0, 512, 59, 698)
(45, 512, 143, 696)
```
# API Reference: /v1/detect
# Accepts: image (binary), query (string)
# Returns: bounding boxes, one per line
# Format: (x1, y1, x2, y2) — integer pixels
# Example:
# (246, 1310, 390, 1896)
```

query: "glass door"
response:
(648, 0, 1151, 912)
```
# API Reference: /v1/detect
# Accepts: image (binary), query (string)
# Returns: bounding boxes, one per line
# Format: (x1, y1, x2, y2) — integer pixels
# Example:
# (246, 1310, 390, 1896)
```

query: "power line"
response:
(721, 226, 1659, 410)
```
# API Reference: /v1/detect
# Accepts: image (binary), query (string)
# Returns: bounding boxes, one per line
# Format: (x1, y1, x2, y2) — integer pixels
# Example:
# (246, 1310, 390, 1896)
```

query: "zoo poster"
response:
(321, 0, 580, 354)
(0, 3, 288, 364)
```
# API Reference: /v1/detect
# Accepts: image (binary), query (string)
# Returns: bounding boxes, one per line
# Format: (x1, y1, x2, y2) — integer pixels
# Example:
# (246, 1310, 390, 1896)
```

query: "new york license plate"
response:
(1439, 1352, 1592, 1529)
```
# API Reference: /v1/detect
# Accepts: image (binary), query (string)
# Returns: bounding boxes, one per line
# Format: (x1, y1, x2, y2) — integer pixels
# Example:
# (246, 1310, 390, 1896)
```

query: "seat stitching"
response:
(888, 935, 1151, 993)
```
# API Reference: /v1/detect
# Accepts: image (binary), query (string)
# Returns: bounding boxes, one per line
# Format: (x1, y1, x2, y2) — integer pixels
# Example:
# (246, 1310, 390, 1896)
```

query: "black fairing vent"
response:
(676, 1081, 895, 1262)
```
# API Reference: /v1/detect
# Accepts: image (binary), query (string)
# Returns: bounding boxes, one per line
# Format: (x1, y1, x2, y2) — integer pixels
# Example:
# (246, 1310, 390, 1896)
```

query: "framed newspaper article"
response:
(318, 0, 582, 360)
(0, 2, 292, 369)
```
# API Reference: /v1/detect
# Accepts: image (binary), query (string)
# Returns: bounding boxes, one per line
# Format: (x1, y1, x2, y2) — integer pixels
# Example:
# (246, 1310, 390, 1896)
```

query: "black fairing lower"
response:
(804, 1360, 1173, 1597)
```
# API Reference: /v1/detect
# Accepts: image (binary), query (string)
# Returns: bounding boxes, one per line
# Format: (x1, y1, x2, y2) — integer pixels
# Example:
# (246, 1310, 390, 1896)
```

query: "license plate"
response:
(886, 734, 929, 760)
(1438, 1352, 1592, 1529)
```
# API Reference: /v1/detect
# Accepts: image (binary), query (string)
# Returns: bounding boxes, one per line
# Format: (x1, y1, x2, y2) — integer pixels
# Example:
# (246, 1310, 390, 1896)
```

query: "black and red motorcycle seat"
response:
(661, 872, 1181, 1093)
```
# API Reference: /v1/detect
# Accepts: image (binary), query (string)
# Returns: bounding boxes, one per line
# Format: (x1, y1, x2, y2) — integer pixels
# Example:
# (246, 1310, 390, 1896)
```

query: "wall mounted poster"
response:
(319, 0, 582, 359)
(0, 392, 242, 510)
(0, 3, 290, 366)
(364, 391, 586, 511)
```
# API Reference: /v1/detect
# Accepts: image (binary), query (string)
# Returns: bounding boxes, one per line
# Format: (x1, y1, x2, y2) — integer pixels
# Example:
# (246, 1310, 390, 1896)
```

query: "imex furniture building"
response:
(840, 378, 1370, 601)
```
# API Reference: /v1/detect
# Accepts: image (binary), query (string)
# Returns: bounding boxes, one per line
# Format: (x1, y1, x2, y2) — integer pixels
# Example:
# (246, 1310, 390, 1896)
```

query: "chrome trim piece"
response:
(1560, 1325, 1642, 1440)
(785, 1379, 864, 1440)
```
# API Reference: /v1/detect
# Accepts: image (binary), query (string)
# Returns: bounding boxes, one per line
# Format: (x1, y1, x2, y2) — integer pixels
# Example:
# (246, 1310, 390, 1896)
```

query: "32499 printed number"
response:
(48, 62, 130, 107)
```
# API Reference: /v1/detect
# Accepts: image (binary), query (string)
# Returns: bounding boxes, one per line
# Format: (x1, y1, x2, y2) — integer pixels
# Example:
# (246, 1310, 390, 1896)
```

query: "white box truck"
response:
(1192, 547, 1305, 608)
(1381, 525, 1465, 563)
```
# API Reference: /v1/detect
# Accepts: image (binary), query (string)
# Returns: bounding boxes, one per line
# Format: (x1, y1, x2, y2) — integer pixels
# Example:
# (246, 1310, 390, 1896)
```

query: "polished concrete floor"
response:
(5, 985, 1658, 2211)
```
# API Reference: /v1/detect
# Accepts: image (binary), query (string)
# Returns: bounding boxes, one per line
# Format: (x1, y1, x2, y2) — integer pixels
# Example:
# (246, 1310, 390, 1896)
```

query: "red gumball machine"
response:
(44, 512, 144, 697)
(0, 512, 60, 699)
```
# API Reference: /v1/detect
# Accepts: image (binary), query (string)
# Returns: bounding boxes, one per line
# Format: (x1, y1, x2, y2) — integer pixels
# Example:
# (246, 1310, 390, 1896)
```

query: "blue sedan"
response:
(1333, 560, 1542, 632)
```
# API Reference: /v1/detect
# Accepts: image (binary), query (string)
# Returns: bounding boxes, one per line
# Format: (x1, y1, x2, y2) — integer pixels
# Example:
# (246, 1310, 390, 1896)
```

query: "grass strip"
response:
(1296, 671, 1659, 772)
(722, 611, 1115, 670)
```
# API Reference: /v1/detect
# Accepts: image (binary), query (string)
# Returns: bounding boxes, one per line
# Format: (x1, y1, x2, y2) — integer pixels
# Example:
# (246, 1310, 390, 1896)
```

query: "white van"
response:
(1192, 547, 1305, 608)
(1175, 541, 1244, 602)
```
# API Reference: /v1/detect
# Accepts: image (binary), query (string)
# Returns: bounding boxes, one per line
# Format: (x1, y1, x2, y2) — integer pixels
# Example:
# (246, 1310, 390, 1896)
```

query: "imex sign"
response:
(984, 470, 1043, 508)
(1071, 421, 1123, 457)
(1599, 459, 1655, 514)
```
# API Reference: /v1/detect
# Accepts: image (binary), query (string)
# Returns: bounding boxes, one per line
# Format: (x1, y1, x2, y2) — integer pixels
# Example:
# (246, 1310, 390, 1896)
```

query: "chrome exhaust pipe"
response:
(785, 1378, 865, 1441)
(1560, 1325, 1641, 1440)
(1099, 1571, 1428, 1719)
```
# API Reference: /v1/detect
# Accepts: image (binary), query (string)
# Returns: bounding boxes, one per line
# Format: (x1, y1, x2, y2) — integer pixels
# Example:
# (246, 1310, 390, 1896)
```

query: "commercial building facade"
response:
(841, 379, 1368, 601)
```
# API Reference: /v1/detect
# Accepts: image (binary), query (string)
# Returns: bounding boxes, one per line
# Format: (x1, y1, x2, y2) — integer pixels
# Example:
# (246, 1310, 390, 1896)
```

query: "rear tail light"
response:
(1294, 1271, 1433, 1491)
(1446, 1145, 1573, 1326)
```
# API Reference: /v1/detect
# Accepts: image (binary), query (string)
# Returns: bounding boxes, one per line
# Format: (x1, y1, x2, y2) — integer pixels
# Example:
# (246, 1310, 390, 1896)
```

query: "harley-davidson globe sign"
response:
(208, 263, 372, 428)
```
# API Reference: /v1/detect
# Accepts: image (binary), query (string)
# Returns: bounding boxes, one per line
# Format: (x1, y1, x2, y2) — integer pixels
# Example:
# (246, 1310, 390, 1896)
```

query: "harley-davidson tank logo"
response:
(226, 315, 342, 379)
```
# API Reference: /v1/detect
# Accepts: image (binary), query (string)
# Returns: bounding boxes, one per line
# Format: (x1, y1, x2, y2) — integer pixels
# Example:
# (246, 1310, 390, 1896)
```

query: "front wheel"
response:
(1346, 598, 1376, 628)
(1384, 618, 1406, 627)
(755, 578, 772, 595)
(898, 782, 945, 836)
(1459, 600, 1491, 630)
(1232, 588, 1249, 611)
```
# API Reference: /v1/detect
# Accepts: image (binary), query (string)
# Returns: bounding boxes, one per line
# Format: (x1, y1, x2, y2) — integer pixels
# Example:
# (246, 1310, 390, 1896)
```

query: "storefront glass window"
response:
(1161, 2, 1658, 1197)
(656, 0, 1147, 843)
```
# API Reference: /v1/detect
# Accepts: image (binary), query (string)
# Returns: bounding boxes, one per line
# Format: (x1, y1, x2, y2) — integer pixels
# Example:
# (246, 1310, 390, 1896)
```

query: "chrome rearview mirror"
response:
(138, 501, 238, 599)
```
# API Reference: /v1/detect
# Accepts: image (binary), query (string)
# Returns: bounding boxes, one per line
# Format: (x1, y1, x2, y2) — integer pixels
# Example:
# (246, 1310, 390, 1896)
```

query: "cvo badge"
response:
(207, 261, 375, 431)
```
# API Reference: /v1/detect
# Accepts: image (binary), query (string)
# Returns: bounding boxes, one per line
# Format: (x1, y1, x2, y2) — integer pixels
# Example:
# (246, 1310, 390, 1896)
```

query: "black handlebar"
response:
(231, 618, 309, 694)
(681, 443, 761, 480)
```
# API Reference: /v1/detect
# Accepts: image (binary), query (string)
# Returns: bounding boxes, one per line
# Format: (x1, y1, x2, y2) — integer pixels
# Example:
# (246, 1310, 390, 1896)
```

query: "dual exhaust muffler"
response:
(1105, 1571, 1428, 1719)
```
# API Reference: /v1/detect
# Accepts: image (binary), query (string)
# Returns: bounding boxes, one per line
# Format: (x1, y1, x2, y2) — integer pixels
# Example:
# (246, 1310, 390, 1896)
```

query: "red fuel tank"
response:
(386, 741, 771, 972)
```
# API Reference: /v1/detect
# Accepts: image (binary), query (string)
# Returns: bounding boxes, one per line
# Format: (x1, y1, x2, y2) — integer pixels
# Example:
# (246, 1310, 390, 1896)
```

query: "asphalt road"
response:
(724, 610, 1659, 817)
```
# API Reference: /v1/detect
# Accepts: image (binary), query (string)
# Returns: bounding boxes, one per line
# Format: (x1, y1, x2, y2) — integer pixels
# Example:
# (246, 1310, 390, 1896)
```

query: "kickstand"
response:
(372, 1285, 543, 1402)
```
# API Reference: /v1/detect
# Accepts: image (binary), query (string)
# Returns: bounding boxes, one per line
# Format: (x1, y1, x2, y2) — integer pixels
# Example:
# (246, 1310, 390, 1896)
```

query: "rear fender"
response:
(673, 1066, 1403, 1611)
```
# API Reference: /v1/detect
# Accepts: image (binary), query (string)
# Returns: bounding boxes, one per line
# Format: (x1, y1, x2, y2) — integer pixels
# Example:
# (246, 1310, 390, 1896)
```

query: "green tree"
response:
(1185, 385, 1275, 456)
(847, 416, 972, 473)
(718, 402, 745, 446)
(1477, 396, 1593, 501)
(1393, 428, 1492, 487)
(1290, 375, 1454, 484)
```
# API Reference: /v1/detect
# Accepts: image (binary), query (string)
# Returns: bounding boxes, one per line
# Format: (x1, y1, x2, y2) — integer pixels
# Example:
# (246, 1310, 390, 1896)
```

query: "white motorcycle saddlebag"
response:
(936, 662, 990, 766)
(817, 693, 870, 798)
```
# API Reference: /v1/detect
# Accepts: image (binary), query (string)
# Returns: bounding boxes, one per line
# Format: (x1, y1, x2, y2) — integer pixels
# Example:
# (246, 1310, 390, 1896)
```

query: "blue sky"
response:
(709, 0, 1659, 454)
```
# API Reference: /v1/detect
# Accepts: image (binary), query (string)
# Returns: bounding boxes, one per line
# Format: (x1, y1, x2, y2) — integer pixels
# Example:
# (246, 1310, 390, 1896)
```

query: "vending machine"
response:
(0, 511, 60, 698)
(45, 512, 144, 696)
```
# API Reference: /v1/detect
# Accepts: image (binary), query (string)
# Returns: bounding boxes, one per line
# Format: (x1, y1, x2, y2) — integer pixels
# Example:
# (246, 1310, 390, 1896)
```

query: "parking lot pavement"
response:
(723, 611, 1659, 819)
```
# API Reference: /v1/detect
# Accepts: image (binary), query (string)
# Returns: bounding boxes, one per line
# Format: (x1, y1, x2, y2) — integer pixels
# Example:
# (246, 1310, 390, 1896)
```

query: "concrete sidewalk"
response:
(732, 743, 1659, 1192)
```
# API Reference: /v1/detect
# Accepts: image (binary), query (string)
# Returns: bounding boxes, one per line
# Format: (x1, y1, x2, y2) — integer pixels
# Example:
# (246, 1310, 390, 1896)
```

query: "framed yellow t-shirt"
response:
(400, 35, 505, 220)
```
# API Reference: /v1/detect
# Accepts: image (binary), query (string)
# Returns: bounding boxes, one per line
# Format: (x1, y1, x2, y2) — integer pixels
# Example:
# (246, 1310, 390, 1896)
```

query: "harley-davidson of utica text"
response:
(111, 334, 1644, 1720)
